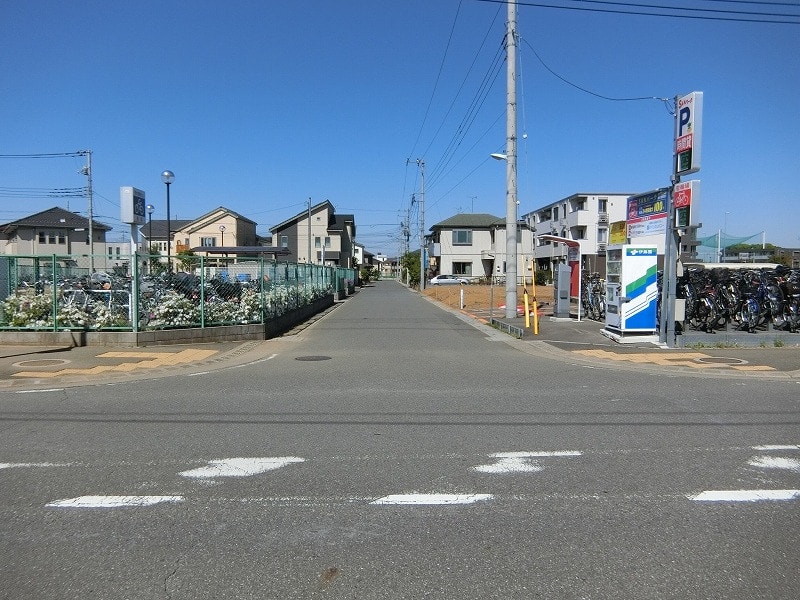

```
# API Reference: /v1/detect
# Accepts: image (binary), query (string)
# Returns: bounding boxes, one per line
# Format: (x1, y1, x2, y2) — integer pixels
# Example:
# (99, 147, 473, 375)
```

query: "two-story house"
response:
(0, 206, 112, 271)
(270, 200, 355, 268)
(141, 206, 258, 259)
(427, 213, 535, 283)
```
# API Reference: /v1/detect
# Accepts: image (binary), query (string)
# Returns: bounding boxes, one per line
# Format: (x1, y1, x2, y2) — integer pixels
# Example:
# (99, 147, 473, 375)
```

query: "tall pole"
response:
(81, 149, 94, 273)
(418, 159, 426, 290)
(308, 197, 312, 264)
(161, 170, 174, 273)
(504, 0, 518, 319)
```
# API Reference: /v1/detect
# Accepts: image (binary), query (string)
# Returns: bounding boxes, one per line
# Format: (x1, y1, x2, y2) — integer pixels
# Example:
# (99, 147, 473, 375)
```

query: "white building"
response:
(523, 192, 635, 277)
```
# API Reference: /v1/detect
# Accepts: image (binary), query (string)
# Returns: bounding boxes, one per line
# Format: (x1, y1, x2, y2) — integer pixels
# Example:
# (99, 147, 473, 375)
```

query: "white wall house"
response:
(427, 213, 535, 284)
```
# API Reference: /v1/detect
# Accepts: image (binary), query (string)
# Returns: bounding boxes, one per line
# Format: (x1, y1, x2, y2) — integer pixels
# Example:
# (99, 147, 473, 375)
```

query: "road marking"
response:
(0, 462, 69, 470)
(15, 388, 64, 393)
(752, 445, 800, 451)
(371, 493, 492, 505)
(689, 489, 800, 502)
(748, 456, 800, 472)
(179, 456, 305, 479)
(46, 495, 185, 508)
(474, 450, 582, 473)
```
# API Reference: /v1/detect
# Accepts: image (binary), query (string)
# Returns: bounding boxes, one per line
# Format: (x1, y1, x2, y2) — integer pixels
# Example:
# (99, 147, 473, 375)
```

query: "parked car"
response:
(430, 274, 469, 285)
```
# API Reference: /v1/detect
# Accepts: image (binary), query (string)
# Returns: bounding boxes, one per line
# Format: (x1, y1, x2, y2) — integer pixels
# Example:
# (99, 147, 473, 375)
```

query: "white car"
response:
(430, 274, 469, 285)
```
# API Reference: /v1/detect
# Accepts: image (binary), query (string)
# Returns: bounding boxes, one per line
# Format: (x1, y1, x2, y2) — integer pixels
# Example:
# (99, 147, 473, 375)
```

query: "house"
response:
(270, 200, 356, 268)
(0, 206, 112, 270)
(140, 206, 261, 259)
(427, 213, 535, 283)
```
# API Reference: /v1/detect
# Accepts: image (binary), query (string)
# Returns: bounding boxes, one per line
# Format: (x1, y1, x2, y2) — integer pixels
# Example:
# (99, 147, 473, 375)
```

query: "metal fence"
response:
(0, 254, 356, 332)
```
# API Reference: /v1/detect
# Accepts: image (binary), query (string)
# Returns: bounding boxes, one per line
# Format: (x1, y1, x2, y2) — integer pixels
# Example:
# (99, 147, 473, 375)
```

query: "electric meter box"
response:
(605, 244, 658, 333)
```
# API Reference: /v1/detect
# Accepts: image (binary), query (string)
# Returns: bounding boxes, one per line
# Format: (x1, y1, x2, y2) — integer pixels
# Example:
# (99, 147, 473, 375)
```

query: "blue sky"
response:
(2, 1, 798, 255)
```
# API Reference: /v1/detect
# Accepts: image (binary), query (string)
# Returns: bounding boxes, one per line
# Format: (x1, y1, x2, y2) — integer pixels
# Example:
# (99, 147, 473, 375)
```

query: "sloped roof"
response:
(139, 219, 193, 240)
(0, 206, 112, 232)
(270, 200, 335, 233)
(429, 213, 504, 230)
(184, 206, 256, 234)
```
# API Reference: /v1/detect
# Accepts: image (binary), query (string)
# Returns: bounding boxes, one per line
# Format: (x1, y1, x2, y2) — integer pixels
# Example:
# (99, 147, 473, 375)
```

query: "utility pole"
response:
(80, 149, 94, 273)
(418, 159, 426, 290)
(504, 1, 518, 319)
(307, 197, 312, 264)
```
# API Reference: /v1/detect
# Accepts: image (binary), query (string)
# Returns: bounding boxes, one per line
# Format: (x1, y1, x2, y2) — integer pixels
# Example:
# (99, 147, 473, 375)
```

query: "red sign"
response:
(673, 186, 691, 208)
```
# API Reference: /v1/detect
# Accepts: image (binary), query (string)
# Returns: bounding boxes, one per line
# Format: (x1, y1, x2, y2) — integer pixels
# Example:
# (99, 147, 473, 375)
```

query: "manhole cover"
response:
(295, 356, 332, 362)
(694, 356, 748, 365)
(12, 359, 71, 368)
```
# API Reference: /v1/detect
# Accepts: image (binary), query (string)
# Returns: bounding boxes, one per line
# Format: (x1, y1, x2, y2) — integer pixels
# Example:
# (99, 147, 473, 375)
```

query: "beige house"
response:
(141, 206, 258, 259)
(270, 200, 355, 268)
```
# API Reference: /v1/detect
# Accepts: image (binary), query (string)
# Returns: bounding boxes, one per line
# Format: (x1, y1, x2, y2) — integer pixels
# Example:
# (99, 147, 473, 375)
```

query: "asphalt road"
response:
(1, 280, 798, 599)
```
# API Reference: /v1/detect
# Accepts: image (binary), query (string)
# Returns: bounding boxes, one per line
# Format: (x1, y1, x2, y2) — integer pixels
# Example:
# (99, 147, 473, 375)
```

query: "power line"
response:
(474, 0, 800, 24)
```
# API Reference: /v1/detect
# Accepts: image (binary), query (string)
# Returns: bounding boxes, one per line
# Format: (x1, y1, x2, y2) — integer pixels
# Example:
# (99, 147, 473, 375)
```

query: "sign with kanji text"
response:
(673, 180, 701, 228)
(674, 92, 703, 176)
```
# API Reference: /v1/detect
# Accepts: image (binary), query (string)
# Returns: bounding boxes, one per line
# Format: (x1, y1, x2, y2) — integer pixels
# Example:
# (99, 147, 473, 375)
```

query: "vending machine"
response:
(605, 244, 659, 333)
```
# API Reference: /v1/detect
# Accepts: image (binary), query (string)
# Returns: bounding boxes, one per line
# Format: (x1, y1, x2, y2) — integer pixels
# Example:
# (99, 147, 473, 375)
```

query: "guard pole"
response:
(523, 289, 530, 329)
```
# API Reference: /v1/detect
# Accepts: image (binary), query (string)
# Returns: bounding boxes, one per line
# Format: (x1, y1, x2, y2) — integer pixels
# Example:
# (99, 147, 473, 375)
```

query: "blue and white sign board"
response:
(605, 244, 658, 333)
(120, 187, 146, 225)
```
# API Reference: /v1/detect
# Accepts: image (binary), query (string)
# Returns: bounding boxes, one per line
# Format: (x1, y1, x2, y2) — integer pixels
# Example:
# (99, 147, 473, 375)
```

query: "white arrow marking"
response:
(474, 450, 582, 473)
(689, 489, 800, 502)
(179, 457, 305, 479)
(371, 493, 493, 505)
(46, 495, 184, 508)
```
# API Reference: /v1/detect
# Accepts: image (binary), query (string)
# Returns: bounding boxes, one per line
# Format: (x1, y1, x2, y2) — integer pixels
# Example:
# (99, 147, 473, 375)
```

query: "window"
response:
(598, 228, 608, 243)
(452, 229, 472, 245)
(453, 262, 472, 276)
(553, 207, 559, 220)
(58, 233, 66, 244)
(598, 198, 608, 213)
(324, 236, 330, 248)
(315, 237, 321, 248)
(200, 236, 216, 246)
(38, 232, 46, 243)
(280, 235, 289, 248)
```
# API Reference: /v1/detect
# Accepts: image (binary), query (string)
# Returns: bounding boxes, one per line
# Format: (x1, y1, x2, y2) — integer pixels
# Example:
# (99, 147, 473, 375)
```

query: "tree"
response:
(400, 251, 421, 288)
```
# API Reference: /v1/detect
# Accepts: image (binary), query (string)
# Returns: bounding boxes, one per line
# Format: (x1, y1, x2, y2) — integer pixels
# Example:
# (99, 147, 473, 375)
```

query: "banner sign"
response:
(627, 189, 668, 238)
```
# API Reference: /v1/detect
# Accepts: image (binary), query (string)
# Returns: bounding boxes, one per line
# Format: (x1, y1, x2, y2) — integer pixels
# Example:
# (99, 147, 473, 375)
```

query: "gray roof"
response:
(0, 206, 112, 231)
(429, 213, 504, 230)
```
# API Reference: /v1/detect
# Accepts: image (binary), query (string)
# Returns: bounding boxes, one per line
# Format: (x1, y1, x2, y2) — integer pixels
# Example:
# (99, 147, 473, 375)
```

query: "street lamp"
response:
(161, 170, 174, 272)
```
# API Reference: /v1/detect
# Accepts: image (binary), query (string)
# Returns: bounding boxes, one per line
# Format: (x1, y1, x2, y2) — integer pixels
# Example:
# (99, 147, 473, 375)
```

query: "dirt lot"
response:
(422, 283, 554, 313)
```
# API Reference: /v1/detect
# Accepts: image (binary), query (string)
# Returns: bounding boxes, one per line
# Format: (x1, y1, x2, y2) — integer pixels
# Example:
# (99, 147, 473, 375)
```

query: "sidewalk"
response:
(0, 340, 273, 390)
(471, 303, 800, 377)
